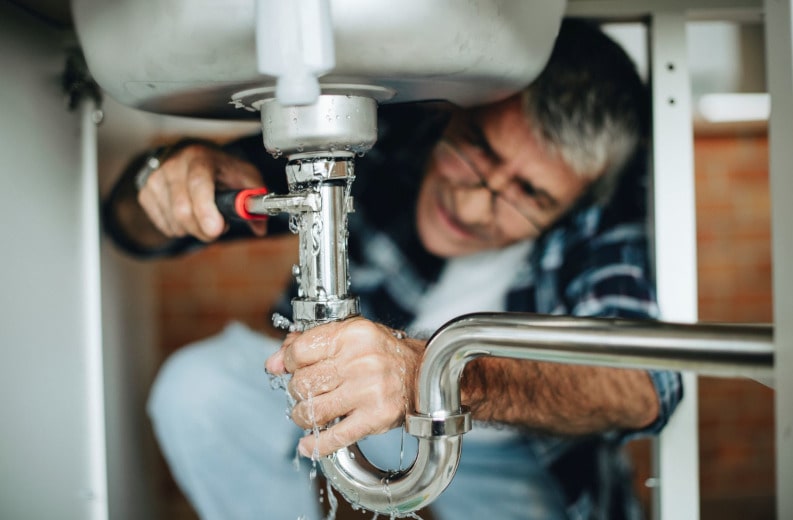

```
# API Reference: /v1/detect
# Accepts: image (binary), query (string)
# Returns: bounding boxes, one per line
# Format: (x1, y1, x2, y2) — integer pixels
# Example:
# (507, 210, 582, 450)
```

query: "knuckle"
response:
(179, 143, 203, 157)
(354, 419, 378, 439)
(171, 199, 194, 221)
(288, 376, 309, 401)
(357, 352, 390, 376)
(371, 394, 392, 417)
(186, 169, 210, 189)
(194, 204, 215, 224)
(290, 404, 309, 429)
(187, 154, 213, 174)
(137, 190, 152, 209)
(293, 401, 320, 428)
(346, 318, 379, 337)
(327, 429, 350, 451)
(145, 168, 164, 187)
(282, 349, 297, 373)
(172, 144, 204, 163)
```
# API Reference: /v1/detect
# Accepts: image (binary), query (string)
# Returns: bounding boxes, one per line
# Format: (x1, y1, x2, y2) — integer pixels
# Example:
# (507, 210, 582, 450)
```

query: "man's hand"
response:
(138, 144, 266, 242)
(265, 317, 425, 459)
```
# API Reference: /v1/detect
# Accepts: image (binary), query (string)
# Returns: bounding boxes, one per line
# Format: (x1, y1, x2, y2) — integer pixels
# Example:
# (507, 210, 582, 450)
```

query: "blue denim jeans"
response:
(148, 322, 568, 520)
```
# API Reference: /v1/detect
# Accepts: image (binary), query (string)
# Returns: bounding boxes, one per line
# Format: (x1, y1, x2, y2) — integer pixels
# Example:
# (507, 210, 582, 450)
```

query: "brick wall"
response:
(693, 130, 774, 519)
(152, 130, 776, 519)
(156, 235, 298, 356)
(626, 129, 774, 519)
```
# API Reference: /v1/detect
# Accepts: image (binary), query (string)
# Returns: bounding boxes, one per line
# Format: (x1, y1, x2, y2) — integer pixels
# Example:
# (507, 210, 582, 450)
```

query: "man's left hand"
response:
(265, 317, 425, 459)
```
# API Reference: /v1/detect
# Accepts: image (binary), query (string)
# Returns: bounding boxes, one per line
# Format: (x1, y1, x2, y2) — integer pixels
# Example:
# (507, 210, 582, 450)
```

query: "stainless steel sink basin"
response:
(72, 0, 565, 119)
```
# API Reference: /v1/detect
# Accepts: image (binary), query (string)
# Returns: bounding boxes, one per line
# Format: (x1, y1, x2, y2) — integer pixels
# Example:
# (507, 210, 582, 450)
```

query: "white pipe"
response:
(80, 100, 109, 520)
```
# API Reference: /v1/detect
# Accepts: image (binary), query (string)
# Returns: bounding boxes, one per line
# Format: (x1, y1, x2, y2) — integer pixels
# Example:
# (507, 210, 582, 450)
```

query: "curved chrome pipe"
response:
(319, 436, 463, 514)
(321, 313, 774, 514)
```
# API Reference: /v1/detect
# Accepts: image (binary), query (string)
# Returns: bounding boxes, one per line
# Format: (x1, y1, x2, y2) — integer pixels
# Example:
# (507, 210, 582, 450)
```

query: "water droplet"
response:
(272, 313, 295, 331)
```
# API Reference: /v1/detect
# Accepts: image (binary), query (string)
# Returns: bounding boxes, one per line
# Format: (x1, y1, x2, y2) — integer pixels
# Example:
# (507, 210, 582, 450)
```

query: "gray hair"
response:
(522, 18, 649, 206)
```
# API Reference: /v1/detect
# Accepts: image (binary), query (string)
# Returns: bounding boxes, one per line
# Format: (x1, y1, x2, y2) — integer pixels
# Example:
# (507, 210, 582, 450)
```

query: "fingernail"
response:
(265, 355, 284, 375)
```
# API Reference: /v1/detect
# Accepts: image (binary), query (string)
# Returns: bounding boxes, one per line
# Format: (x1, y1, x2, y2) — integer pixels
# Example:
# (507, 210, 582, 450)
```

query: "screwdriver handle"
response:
(214, 188, 270, 222)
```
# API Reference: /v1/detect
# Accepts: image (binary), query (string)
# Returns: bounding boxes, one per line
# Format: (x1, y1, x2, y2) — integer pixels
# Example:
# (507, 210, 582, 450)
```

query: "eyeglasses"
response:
(437, 130, 558, 231)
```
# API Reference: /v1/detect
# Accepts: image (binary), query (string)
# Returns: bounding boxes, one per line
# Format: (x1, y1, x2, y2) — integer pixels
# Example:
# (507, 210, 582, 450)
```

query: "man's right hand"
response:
(137, 143, 267, 242)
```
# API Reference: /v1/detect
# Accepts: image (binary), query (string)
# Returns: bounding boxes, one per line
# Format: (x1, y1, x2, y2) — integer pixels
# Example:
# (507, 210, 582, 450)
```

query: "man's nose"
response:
(484, 166, 512, 193)
(454, 184, 495, 225)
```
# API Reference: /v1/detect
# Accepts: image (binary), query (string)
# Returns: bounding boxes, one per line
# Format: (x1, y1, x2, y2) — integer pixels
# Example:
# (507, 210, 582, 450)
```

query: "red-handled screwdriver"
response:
(214, 188, 270, 221)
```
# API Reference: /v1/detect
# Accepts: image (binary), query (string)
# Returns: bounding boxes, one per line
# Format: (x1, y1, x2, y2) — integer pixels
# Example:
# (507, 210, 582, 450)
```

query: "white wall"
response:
(0, 3, 105, 519)
(0, 4, 164, 519)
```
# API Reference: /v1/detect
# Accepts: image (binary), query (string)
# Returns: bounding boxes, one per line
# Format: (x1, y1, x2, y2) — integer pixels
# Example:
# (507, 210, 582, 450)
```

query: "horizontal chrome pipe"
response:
(245, 192, 320, 215)
(417, 313, 775, 415)
(322, 313, 774, 514)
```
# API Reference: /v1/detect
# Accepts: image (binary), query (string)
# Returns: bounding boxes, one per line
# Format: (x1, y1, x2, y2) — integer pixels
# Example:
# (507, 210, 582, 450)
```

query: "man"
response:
(104, 19, 681, 520)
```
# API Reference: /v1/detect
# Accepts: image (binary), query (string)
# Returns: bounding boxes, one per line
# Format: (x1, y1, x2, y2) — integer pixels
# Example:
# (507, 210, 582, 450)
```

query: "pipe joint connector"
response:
(405, 407, 472, 439)
(292, 297, 360, 330)
(285, 157, 354, 186)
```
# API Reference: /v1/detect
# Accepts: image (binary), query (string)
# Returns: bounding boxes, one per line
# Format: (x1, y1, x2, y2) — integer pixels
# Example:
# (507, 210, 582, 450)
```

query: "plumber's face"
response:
(416, 94, 593, 258)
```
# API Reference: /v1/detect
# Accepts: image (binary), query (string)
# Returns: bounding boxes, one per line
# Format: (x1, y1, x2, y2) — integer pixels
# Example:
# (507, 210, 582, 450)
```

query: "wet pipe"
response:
(320, 313, 774, 515)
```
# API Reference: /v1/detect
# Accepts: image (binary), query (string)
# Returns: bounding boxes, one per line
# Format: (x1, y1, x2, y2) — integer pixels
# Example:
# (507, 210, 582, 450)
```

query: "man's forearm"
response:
(460, 357, 659, 435)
